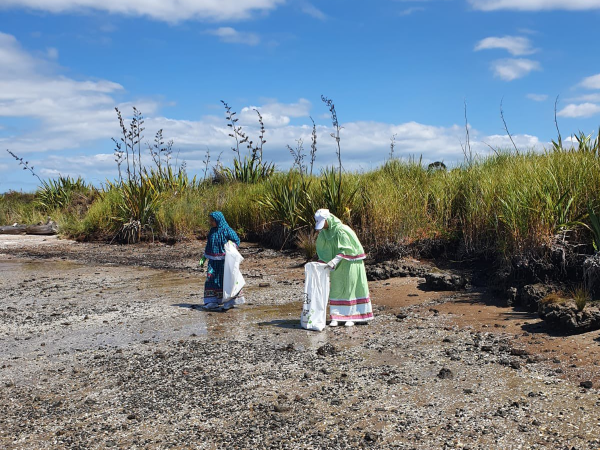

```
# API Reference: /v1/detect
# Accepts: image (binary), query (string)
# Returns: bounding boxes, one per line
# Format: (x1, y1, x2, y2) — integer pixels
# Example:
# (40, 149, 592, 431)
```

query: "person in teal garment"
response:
(315, 208, 373, 327)
(198, 211, 245, 310)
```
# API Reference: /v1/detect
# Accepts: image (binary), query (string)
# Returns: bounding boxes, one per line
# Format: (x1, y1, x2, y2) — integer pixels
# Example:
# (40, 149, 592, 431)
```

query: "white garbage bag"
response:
(223, 241, 245, 300)
(301, 262, 330, 331)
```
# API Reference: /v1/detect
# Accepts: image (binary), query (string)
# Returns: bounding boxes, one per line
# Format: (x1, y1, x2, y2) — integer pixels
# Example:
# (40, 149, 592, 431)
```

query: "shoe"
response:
(329, 320, 339, 327)
(203, 303, 221, 310)
(344, 321, 355, 327)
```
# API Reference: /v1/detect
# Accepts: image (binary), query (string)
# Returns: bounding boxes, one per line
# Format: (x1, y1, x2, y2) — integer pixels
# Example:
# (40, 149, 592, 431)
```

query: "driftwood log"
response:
(0, 221, 58, 235)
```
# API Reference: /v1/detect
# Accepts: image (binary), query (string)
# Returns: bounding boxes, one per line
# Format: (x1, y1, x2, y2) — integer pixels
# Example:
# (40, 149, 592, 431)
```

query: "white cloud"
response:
(300, 2, 326, 20)
(474, 36, 536, 56)
(0, 33, 552, 191)
(557, 103, 600, 118)
(0, 0, 285, 23)
(3, 109, 547, 187)
(479, 133, 542, 150)
(568, 93, 600, 103)
(491, 58, 541, 81)
(469, 0, 600, 11)
(259, 98, 312, 118)
(526, 93, 548, 102)
(206, 27, 260, 45)
(233, 99, 312, 128)
(0, 31, 158, 156)
(580, 73, 600, 90)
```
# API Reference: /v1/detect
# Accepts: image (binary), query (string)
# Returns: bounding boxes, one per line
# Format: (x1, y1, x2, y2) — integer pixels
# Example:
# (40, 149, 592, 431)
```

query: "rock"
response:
(580, 381, 593, 389)
(364, 432, 379, 443)
(583, 253, 600, 298)
(509, 360, 521, 370)
(539, 302, 600, 333)
(506, 287, 518, 306)
(521, 283, 554, 311)
(437, 368, 454, 379)
(510, 348, 529, 357)
(366, 266, 388, 281)
(424, 272, 467, 291)
(273, 404, 291, 413)
(316, 344, 337, 357)
(366, 260, 429, 281)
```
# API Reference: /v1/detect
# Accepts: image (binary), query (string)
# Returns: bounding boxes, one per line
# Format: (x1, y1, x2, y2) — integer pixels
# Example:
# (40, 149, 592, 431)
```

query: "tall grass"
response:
(0, 192, 45, 226)
(36, 176, 92, 211)
(5, 135, 600, 262)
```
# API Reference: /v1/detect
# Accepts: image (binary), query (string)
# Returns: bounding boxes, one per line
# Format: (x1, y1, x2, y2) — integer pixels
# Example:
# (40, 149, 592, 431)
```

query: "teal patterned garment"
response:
(203, 211, 241, 306)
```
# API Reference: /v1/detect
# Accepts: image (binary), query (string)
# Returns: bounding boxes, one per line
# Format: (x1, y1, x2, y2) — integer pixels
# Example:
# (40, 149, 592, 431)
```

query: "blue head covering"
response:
(205, 211, 240, 258)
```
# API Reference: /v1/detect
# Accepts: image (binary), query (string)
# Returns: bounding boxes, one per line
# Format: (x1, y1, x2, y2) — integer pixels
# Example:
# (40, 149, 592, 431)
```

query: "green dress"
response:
(316, 215, 373, 322)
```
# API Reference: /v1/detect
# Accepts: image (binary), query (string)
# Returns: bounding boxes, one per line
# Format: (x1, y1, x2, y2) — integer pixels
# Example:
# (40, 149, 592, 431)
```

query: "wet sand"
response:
(1, 236, 599, 449)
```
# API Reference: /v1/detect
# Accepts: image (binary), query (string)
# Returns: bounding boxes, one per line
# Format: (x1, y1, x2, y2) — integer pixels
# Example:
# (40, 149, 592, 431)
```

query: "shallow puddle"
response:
(0, 258, 340, 360)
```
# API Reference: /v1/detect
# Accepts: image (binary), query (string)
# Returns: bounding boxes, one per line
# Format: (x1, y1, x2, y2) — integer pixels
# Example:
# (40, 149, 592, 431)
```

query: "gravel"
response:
(1, 239, 599, 449)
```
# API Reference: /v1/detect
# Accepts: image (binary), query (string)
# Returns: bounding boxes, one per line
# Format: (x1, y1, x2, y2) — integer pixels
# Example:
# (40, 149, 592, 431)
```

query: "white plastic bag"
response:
(301, 262, 330, 331)
(223, 241, 245, 300)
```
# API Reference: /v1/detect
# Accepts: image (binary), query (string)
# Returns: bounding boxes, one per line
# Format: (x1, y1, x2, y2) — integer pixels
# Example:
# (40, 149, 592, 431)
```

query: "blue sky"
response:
(1, 0, 600, 192)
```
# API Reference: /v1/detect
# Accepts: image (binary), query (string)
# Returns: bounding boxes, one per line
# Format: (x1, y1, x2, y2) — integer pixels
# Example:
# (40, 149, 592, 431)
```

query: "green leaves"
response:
(319, 167, 359, 224)
(36, 176, 91, 211)
(258, 171, 314, 234)
(586, 204, 600, 252)
(220, 156, 275, 184)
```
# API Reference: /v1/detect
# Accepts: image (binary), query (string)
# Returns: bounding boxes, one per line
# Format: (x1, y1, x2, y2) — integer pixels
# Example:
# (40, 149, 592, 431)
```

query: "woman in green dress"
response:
(315, 209, 373, 327)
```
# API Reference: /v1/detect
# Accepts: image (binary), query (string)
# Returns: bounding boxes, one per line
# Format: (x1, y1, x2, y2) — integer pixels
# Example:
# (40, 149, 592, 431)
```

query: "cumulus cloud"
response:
(0, 31, 144, 157)
(0, 0, 285, 23)
(0, 33, 550, 190)
(526, 93, 548, 102)
(491, 58, 541, 81)
(474, 36, 536, 56)
(206, 27, 260, 45)
(579, 73, 600, 90)
(482, 134, 542, 149)
(469, 0, 600, 11)
(557, 103, 600, 118)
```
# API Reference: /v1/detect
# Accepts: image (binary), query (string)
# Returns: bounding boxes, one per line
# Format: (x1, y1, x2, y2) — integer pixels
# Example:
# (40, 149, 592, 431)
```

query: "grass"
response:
(572, 285, 590, 312)
(541, 292, 567, 305)
(296, 229, 317, 261)
(3, 146, 600, 263)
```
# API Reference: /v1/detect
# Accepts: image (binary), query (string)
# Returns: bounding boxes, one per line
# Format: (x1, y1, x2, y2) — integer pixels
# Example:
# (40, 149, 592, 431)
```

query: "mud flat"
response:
(1, 236, 599, 449)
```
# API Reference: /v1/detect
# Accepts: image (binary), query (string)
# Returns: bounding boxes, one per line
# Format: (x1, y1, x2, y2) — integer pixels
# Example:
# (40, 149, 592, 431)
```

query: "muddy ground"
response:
(1, 235, 599, 449)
